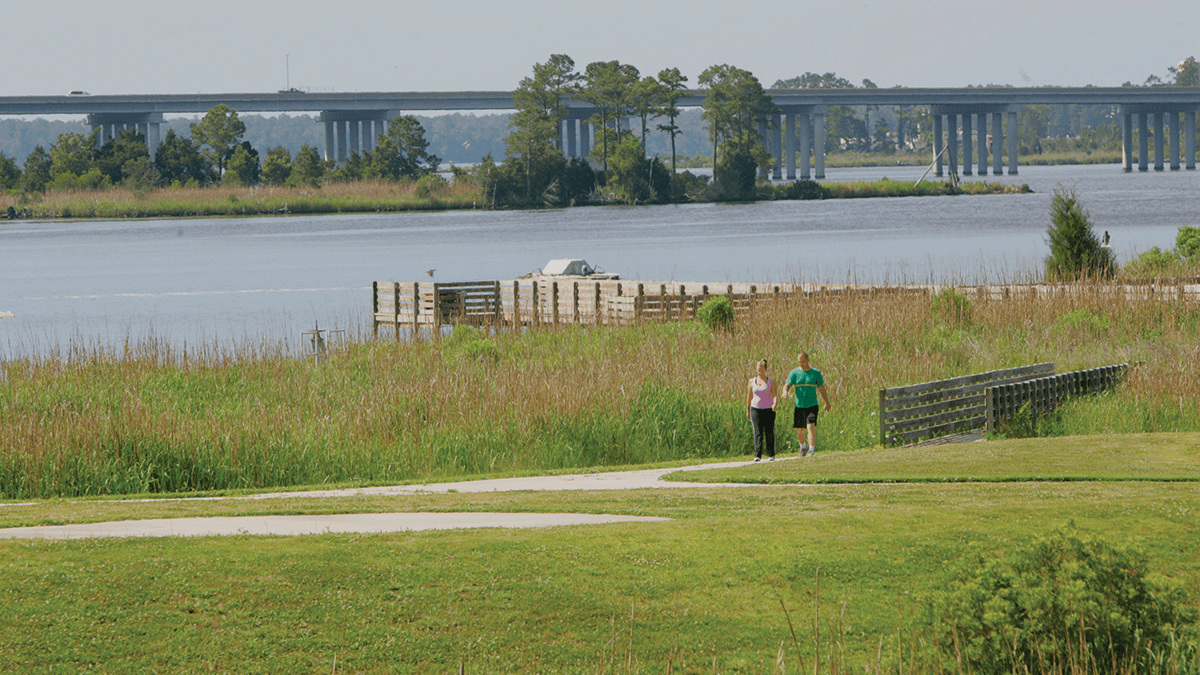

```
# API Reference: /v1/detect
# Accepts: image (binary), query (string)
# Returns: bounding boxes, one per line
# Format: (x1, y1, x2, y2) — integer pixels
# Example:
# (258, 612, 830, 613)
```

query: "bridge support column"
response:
(348, 121, 361, 157)
(1187, 112, 1196, 170)
(757, 120, 769, 179)
(992, 113, 1003, 176)
(319, 111, 391, 165)
(336, 121, 349, 163)
(1154, 112, 1165, 171)
(976, 113, 988, 175)
(1169, 112, 1181, 170)
(566, 119, 577, 158)
(1006, 111, 1018, 175)
(947, 114, 958, 176)
(581, 123, 591, 159)
(1122, 113, 1133, 172)
(771, 114, 782, 180)
(961, 113, 973, 175)
(798, 113, 810, 180)
(85, 112, 164, 159)
(1142, 112, 1152, 170)
(933, 114, 943, 177)
(785, 111, 796, 180)
(813, 113, 825, 180)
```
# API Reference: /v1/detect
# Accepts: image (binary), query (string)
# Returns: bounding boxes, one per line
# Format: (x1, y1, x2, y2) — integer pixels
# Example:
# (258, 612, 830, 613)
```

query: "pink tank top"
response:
(750, 377, 774, 409)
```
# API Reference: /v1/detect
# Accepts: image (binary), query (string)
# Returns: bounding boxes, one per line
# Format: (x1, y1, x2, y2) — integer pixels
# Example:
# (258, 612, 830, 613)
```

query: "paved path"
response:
(0, 457, 792, 540)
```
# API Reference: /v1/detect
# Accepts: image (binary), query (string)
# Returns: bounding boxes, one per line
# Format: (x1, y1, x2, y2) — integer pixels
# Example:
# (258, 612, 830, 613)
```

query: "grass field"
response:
(1, 434, 1198, 673)
(3, 277, 1200, 671)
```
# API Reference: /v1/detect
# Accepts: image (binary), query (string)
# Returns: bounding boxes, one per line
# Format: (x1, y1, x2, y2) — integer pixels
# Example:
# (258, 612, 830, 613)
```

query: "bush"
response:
(696, 295, 734, 330)
(926, 526, 1197, 675)
(1177, 225, 1200, 260)
(1125, 246, 1184, 278)
(1045, 187, 1116, 280)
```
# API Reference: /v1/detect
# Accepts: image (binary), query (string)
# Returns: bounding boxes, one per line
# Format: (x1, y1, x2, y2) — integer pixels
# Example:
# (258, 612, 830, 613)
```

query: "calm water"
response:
(2, 164, 1196, 357)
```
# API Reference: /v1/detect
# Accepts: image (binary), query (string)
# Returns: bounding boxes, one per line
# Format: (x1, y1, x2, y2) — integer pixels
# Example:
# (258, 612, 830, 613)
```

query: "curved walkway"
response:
(0, 457, 790, 540)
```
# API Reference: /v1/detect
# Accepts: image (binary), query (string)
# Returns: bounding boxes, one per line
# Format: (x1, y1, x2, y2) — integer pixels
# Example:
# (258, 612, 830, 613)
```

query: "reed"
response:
(2, 277, 1197, 498)
(0, 180, 484, 219)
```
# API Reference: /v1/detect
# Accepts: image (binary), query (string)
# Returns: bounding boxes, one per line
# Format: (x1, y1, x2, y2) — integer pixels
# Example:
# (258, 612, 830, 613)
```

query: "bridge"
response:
(2, 87, 1197, 178)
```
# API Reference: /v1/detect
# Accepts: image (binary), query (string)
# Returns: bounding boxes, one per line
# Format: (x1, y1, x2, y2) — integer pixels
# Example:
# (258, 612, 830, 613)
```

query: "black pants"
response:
(750, 407, 776, 458)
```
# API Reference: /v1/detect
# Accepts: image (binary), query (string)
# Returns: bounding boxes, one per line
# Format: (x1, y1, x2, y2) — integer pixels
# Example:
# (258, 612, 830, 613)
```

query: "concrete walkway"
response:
(0, 457, 791, 540)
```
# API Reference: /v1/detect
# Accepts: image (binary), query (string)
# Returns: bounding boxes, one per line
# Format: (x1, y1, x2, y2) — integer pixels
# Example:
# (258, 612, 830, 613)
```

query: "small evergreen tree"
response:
(1045, 186, 1115, 280)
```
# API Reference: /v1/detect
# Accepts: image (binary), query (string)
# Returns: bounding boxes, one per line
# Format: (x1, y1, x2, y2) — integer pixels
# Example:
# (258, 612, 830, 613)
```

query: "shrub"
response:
(930, 287, 973, 325)
(1177, 225, 1200, 260)
(696, 295, 734, 331)
(1125, 246, 1183, 278)
(1045, 186, 1116, 280)
(926, 526, 1197, 675)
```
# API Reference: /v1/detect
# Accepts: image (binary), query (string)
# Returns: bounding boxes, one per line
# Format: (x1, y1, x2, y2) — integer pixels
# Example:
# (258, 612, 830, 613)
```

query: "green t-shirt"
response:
(786, 367, 824, 408)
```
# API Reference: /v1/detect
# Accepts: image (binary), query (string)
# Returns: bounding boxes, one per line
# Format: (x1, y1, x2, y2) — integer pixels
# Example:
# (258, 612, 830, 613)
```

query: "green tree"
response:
(224, 141, 260, 186)
(699, 64, 778, 187)
(505, 54, 580, 202)
(261, 146, 293, 186)
(655, 68, 689, 173)
(20, 146, 52, 192)
(190, 104, 247, 177)
(371, 115, 439, 180)
(49, 131, 97, 179)
(94, 128, 150, 184)
(0, 152, 20, 189)
(121, 156, 158, 193)
(1169, 56, 1199, 86)
(288, 144, 325, 187)
(154, 129, 213, 186)
(629, 75, 666, 150)
(1045, 187, 1116, 280)
(578, 60, 640, 174)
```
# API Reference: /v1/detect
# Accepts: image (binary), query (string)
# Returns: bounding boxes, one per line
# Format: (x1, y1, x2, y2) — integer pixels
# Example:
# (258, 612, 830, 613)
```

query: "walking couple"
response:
(746, 352, 833, 461)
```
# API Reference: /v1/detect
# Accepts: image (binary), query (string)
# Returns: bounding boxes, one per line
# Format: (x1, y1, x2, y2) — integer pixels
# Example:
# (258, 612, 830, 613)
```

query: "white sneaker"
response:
(768, 456, 775, 462)
(754, 457, 761, 462)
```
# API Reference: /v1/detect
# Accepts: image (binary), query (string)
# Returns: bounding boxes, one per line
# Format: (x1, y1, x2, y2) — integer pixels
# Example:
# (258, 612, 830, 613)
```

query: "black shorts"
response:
(793, 405, 819, 428)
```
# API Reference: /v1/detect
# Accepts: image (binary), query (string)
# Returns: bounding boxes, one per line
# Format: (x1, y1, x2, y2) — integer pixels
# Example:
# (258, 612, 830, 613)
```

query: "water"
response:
(2, 164, 1196, 357)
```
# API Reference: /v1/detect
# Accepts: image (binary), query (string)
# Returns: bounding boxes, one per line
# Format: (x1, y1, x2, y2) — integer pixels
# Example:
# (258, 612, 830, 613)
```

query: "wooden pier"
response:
(370, 279, 808, 336)
(370, 278, 1200, 338)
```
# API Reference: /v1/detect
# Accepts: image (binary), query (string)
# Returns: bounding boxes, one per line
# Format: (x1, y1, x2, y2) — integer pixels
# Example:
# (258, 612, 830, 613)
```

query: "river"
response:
(1, 164, 1196, 358)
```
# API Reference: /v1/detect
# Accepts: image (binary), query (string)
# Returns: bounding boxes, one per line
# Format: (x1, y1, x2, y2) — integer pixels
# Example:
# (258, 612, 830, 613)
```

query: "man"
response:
(784, 352, 832, 457)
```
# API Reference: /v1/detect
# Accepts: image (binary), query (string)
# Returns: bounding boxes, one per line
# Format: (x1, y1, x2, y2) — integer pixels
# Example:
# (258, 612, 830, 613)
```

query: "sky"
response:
(6, 0, 1198, 100)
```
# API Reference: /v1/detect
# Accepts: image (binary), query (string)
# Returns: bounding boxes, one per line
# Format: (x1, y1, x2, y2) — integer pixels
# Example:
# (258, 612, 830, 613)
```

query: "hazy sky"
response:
(8, 0, 1197, 99)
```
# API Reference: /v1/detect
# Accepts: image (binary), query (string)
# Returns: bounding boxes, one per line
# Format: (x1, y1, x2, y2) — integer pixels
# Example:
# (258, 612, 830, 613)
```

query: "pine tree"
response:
(1045, 187, 1116, 280)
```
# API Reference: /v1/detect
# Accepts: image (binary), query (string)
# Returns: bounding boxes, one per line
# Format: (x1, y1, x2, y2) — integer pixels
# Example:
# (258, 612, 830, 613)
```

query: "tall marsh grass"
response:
(0, 180, 484, 219)
(2, 278, 1198, 498)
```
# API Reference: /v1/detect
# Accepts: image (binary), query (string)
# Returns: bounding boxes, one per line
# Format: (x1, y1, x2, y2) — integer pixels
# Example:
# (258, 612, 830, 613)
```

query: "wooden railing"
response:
(371, 279, 794, 336)
(985, 364, 1132, 433)
(878, 363, 1055, 446)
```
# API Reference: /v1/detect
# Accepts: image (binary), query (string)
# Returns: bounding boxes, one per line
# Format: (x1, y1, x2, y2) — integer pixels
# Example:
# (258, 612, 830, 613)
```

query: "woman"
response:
(746, 358, 778, 461)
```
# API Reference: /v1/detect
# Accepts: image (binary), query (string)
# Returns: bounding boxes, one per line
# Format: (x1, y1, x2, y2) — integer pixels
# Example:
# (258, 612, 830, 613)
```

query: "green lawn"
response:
(2, 433, 1199, 673)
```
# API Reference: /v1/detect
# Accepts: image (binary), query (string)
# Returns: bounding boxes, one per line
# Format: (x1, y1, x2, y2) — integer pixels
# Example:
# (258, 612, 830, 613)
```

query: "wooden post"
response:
(594, 282, 601, 326)
(636, 283, 645, 324)
(531, 280, 539, 327)
(552, 282, 560, 325)
(512, 281, 520, 328)
(879, 389, 888, 445)
(371, 281, 380, 338)
(431, 283, 442, 339)
(411, 283, 420, 339)
(392, 282, 400, 341)
(573, 281, 580, 324)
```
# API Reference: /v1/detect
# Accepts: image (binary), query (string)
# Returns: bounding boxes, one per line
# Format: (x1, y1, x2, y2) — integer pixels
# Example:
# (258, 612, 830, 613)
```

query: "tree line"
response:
(0, 103, 441, 193)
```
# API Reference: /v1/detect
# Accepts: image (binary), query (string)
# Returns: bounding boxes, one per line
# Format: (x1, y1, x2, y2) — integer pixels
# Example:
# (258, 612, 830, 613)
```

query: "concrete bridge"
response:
(2, 87, 1197, 178)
